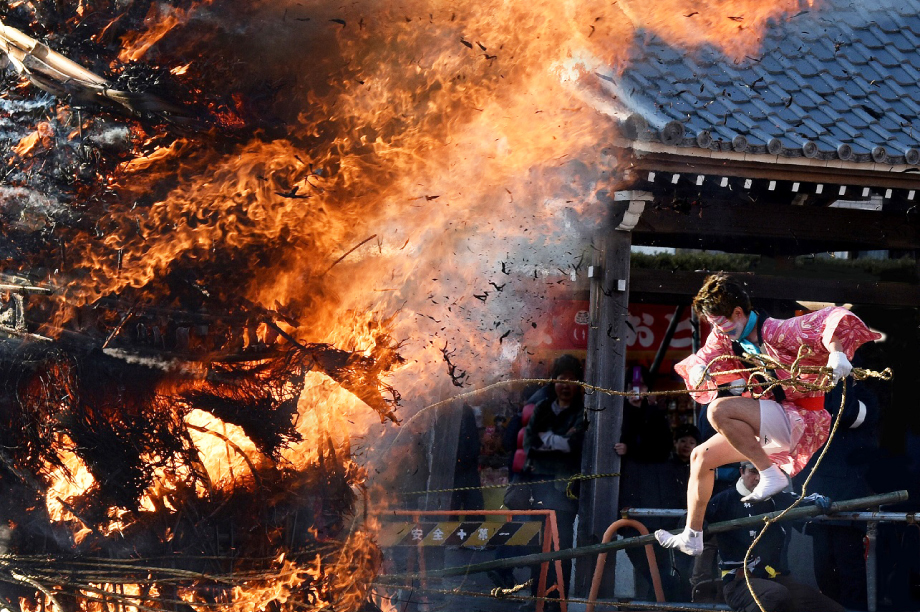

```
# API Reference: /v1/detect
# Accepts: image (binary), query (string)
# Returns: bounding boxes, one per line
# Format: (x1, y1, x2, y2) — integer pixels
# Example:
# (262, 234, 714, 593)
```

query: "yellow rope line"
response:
(490, 577, 533, 598)
(404, 471, 620, 498)
(395, 347, 890, 501)
(398, 353, 889, 432)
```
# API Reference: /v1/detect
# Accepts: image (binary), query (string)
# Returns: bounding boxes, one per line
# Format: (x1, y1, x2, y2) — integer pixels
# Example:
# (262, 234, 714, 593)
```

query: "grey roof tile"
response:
(867, 121, 897, 143)
(886, 66, 914, 88)
(856, 62, 884, 84)
(877, 114, 903, 133)
(826, 92, 853, 113)
(898, 25, 920, 48)
(808, 107, 835, 128)
(849, 79, 880, 100)
(708, 70, 734, 87)
(826, 124, 855, 144)
(811, 41, 837, 63)
(873, 81, 902, 103)
(613, 0, 920, 163)
(749, 97, 776, 119)
(810, 73, 837, 96)
(712, 125, 735, 141)
(742, 103, 767, 121)
(841, 82, 868, 101)
(891, 36, 915, 53)
(733, 112, 760, 131)
(899, 96, 920, 117)
(871, 48, 902, 69)
(898, 61, 920, 83)
(696, 108, 723, 127)
(832, 117, 862, 139)
(758, 55, 786, 75)
(799, 87, 827, 109)
(854, 27, 886, 49)
(802, 117, 830, 137)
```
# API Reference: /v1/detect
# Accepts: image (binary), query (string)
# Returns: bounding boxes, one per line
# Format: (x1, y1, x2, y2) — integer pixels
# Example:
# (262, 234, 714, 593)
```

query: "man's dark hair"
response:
(551, 354, 583, 381)
(673, 423, 702, 444)
(692, 272, 752, 318)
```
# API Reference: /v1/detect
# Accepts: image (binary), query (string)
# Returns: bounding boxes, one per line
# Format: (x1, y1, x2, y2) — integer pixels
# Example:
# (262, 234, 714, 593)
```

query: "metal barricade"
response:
(622, 507, 919, 612)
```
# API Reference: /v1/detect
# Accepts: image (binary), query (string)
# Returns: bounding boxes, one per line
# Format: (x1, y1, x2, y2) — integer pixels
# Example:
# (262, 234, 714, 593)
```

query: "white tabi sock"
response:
(654, 525, 703, 556)
(741, 464, 787, 502)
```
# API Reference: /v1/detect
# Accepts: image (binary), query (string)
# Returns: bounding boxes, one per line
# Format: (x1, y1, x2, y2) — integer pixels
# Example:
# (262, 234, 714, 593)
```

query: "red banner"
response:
(530, 301, 708, 359)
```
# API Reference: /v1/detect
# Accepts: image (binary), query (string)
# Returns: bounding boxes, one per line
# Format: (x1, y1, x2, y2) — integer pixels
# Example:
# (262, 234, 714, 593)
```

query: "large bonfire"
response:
(0, 1, 813, 611)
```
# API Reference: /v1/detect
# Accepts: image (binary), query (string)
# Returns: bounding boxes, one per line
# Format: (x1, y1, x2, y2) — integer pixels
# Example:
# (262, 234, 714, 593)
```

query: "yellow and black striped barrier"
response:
(379, 521, 541, 548)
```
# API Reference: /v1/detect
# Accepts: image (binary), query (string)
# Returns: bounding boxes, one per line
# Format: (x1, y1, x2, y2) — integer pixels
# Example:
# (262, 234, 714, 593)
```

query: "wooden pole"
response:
(574, 191, 652, 597)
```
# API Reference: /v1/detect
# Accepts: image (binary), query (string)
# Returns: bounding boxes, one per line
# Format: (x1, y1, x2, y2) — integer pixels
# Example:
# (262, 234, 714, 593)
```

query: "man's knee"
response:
(689, 444, 718, 472)
(707, 397, 733, 428)
(708, 397, 758, 429)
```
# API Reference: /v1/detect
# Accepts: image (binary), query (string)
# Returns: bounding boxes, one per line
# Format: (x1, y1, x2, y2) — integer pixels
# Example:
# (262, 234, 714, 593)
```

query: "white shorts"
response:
(758, 399, 795, 454)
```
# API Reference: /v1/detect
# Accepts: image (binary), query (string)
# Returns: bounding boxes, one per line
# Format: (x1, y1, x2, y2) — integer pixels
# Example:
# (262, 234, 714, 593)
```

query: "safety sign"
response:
(378, 521, 541, 547)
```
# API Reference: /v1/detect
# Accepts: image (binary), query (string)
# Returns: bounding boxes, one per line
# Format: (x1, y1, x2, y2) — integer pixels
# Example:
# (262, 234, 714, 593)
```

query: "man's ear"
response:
(732, 306, 745, 319)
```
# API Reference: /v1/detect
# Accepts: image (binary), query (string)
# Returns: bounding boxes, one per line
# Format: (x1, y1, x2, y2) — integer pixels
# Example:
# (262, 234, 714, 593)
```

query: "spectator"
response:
(616, 365, 673, 462)
(672, 423, 700, 465)
(618, 415, 697, 602)
(450, 404, 484, 514)
(708, 461, 844, 612)
(521, 354, 587, 609)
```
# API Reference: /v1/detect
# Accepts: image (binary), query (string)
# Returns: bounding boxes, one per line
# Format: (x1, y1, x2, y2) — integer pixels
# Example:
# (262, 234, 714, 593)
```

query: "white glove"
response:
(826, 351, 852, 384)
(688, 364, 708, 388)
(539, 431, 571, 452)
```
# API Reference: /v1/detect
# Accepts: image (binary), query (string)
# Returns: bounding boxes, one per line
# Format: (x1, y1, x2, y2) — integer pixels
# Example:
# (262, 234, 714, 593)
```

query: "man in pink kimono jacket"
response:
(655, 273, 880, 556)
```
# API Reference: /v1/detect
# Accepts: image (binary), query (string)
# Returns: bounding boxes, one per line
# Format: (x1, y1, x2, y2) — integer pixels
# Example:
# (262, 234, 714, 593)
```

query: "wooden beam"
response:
(628, 150, 920, 191)
(630, 269, 920, 308)
(632, 200, 920, 254)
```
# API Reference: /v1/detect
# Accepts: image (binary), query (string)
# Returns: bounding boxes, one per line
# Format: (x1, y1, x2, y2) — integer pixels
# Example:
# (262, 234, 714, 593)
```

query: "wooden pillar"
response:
(573, 191, 652, 597)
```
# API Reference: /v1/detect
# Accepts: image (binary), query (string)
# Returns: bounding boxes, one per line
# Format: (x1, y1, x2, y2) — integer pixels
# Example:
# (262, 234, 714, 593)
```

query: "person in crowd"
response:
(616, 367, 688, 601)
(656, 273, 880, 556)
(521, 354, 587, 608)
(708, 461, 844, 612)
(672, 423, 700, 465)
(616, 365, 673, 462)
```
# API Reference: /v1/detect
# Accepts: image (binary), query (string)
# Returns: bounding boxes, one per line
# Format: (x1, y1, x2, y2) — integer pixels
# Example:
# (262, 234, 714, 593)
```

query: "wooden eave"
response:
(630, 269, 920, 309)
(630, 199, 920, 254)
(615, 139, 920, 192)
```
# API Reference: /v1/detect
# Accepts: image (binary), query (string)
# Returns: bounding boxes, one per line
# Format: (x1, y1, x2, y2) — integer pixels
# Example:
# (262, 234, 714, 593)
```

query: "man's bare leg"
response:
(708, 396, 789, 502)
(686, 432, 747, 529)
(657, 396, 782, 555)
(655, 433, 746, 554)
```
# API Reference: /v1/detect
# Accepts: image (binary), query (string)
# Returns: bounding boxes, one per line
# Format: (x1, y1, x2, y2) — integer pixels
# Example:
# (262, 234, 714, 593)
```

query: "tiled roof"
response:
(609, 0, 920, 165)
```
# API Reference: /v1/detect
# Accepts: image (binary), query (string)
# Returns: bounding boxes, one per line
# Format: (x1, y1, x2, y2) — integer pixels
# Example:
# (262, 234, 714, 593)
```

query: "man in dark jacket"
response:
(708, 462, 844, 612)
(521, 354, 587, 607)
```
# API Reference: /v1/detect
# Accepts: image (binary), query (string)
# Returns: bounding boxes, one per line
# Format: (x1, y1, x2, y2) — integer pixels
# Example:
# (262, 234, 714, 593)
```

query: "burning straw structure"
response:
(0, 2, 411, 611)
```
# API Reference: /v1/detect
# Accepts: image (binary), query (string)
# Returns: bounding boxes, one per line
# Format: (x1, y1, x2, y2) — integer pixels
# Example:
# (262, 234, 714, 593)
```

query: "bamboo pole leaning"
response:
(376, 490, 908, 582)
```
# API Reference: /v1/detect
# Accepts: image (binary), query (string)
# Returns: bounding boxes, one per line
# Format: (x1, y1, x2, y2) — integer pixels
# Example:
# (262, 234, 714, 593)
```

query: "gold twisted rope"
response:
(395, 347, 891, 503)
